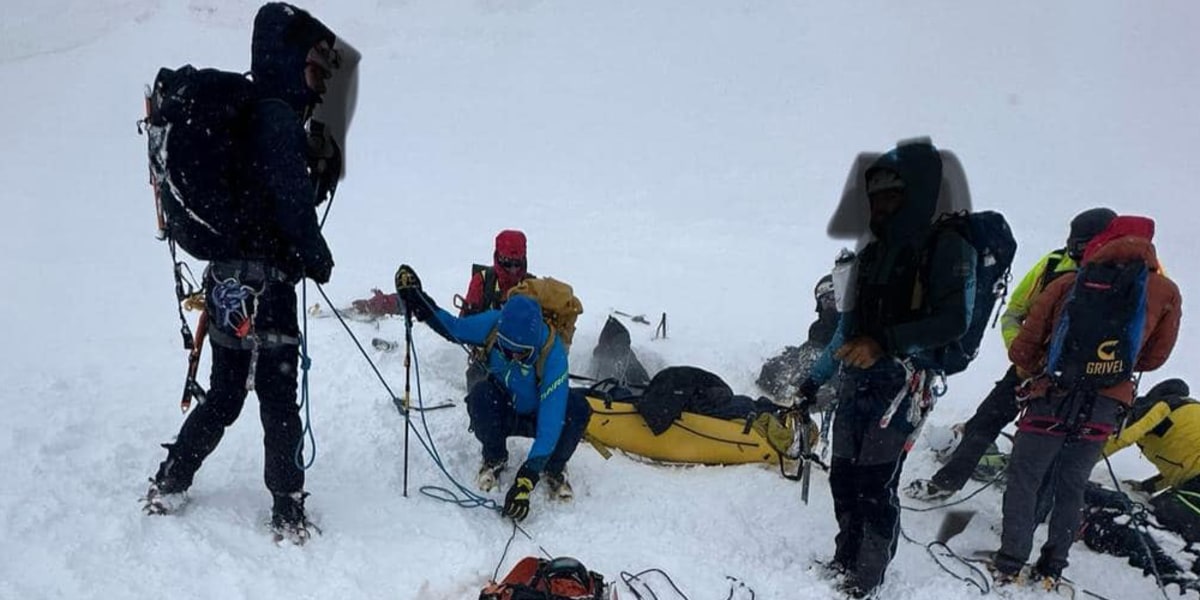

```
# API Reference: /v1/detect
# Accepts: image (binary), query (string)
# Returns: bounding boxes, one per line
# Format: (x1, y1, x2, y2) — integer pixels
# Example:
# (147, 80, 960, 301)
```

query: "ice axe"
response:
(612, 310, 650, 325)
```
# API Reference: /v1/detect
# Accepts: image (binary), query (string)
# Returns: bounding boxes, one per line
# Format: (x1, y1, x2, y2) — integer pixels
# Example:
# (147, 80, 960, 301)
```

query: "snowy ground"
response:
(1, 1, 1198, 598)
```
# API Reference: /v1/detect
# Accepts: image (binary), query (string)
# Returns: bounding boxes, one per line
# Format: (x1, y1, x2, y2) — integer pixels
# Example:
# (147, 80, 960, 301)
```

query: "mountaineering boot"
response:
(1030, 560, 1073, 596)
(987, 562, 1023, 588)
(543, 471, 574, 501)
(476, 459, 507, 493)
(271, 492, 318, 545)
(904, 478, 955, 502)
(837, 576, 875, 599)
(811, 558, 850, 581)
(142, 450, 191, 515)
(141, 478, 188, 515)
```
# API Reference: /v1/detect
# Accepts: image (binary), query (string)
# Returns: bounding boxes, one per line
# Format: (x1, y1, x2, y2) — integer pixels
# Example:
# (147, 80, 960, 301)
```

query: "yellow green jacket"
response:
(999, 249, 1077, 349)
(1103, 399, 1200, 492)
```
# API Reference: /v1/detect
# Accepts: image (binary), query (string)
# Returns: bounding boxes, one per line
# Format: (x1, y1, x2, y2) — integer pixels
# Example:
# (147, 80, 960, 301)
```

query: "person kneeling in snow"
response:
(394, 264, 590, 521)
(1083, 378, 1200, 585)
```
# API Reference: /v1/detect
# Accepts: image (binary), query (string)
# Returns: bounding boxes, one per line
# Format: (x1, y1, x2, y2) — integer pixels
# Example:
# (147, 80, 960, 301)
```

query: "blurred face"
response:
(304, 40, 335, 95)
(868, 189, 905, 235)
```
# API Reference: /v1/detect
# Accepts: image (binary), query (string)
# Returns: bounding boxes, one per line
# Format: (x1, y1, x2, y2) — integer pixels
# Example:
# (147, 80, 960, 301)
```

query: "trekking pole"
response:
(180, 310, 209, 413)
(402, 308, 414, 497)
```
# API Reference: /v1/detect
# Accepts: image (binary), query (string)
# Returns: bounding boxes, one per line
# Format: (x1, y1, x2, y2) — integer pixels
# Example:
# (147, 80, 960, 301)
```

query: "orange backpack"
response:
(479, 556, 612, 600)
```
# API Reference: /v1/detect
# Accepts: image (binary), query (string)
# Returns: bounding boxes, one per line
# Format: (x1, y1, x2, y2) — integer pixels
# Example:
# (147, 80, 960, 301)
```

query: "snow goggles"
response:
(497, 256, 526, 271)
(496, 331, 536, 363)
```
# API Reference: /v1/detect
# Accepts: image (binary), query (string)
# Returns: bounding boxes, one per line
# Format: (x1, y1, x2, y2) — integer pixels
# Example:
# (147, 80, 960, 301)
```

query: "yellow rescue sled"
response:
(584, 395, 789, 466)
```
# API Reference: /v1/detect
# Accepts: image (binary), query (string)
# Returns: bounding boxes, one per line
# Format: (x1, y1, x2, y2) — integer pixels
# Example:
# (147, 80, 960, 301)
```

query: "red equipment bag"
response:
(479, 556, 614, 600)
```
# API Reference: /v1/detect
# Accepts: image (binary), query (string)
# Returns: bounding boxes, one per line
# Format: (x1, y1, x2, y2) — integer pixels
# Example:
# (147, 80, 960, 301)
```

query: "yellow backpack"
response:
(506, 277, 584, 348)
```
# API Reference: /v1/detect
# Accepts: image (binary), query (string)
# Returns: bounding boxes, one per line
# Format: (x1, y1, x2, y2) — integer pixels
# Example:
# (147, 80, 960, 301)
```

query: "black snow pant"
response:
(155, 271, 303, 499)
(828, 361, 921, 594)
(933, 365, 1057, 521)
(996, 391, 1122, 577)
(932, 366, 1022, 491)
(1151, 476, 1200, 551)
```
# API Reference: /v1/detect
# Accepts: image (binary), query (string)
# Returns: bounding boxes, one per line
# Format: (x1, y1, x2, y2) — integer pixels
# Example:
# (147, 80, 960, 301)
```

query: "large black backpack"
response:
(924, 211, 1018, 375)
(1046, 259, 1150, 389)
(144, 65, 255, 260)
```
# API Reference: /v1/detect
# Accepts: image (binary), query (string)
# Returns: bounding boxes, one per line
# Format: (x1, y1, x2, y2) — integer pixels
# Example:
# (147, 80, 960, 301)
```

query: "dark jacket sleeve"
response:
(884, 232, 977, 355)
(250, 99, 333, 277)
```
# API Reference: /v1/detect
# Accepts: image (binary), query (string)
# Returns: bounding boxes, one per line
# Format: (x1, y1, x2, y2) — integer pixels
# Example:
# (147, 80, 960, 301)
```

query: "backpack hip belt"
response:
(208, 327, 300, 350)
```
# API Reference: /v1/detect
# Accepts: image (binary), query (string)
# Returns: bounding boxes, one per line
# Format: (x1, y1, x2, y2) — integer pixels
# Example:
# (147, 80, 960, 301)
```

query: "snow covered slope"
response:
(1, 1, 1197, 598)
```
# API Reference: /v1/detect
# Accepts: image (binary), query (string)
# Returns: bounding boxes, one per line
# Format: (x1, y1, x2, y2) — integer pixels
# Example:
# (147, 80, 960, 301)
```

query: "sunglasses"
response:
(497, 257, 525, 270)
(496, 332, 535, 363)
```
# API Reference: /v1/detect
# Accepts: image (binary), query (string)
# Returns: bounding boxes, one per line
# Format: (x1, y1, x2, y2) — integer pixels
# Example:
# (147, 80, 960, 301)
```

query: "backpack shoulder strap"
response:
(1037, 249, 1067, 292)
(534, 325, 557, 382)
(481, 267, 501, 309)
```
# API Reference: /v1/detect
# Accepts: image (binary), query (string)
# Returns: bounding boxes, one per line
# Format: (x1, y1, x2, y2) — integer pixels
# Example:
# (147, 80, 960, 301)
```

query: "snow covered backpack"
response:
(143, 65, 256, 260)
(479, 556, 613, 600)
(1045, 258, 1149, 389)
(924, 211, 1018, 375)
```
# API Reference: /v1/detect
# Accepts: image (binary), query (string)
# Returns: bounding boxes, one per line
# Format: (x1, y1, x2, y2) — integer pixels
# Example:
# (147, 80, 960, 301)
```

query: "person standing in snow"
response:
(994, 215, 1180, 588)
(394, 264, 590, 521)
(142, 2, 340, 543)
(795, 140, 978, 598)
(906, 207, 1117, 501)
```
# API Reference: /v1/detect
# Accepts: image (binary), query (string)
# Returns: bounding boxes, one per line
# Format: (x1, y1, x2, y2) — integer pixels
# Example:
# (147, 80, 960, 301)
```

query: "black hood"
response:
(251, 3, 335, 112)
(865, 142, 943, 241)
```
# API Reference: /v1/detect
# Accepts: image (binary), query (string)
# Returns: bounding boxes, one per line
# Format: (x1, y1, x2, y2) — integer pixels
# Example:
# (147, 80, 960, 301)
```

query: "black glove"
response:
(502, 465, 539, 522)
(394, 264, 435, 322)
(307, 252, 334, 285)
(796, 378, 820, 411)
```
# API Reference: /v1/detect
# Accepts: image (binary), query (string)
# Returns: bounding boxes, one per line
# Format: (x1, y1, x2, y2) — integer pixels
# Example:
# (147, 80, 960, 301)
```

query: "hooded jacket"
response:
(426, 297, 569, 473)
(999, 249, 1078, 349)
(461, 230, 532, 316)
(1009, 217, 1182, 406)
(809, 141, 977, 385)
(237, 2, 334, 280)
(1102, 379, 1199, 491)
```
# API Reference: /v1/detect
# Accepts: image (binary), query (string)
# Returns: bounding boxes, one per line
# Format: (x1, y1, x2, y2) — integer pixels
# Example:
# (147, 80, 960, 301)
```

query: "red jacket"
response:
(1010, 222, 1181, 406)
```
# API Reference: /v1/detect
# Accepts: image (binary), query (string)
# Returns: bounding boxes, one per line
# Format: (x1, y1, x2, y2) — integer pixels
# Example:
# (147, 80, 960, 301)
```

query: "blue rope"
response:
(409, 334, 501, 511)
(295, 279, 318, 471)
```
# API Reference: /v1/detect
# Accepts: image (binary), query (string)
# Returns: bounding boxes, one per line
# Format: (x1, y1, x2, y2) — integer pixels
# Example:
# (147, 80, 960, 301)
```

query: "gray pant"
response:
(997, 391, 1123, 575)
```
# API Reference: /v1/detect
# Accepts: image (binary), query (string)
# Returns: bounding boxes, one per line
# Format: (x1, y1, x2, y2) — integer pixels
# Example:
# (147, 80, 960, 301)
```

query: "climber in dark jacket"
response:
(143, 2, 341, 544)
(798, 140, 977, 598)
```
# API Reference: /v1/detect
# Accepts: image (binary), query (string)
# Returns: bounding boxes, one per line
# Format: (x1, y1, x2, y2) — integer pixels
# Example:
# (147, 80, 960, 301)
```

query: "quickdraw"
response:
(210, 275, 267, 391)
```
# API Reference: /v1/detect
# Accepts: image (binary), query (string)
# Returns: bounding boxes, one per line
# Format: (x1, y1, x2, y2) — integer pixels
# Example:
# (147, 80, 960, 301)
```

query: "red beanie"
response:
(494, 230, 527, 260)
